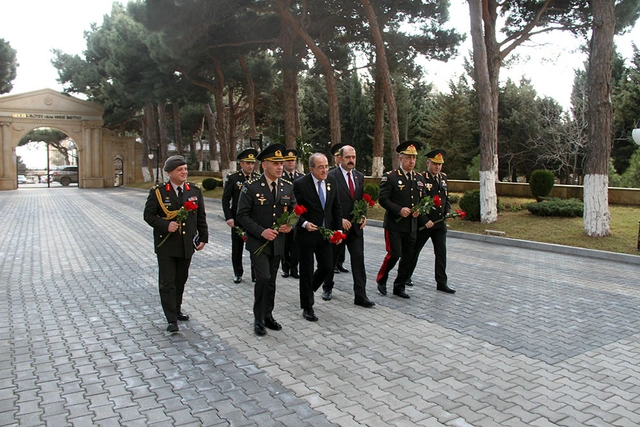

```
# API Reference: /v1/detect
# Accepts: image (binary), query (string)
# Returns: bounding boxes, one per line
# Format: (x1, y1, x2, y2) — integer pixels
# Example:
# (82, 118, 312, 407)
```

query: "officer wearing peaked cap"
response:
(222, 148, 261, 284)
(375, 141, 427, 300)
(408, 148, 456, 294)
(236, 143, 296, 336)
(144, 155, 209, 333)
(281, 148, 303, 278)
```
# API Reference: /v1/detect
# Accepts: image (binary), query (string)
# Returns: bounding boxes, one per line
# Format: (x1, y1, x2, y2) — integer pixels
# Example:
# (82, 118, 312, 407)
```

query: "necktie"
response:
(177, 186, 183, 203)
(318, 180, 325, 209)
(289, 173, 294, 181)
(245, 175, 249, 181)
(271, 181, 276, 201)
(347, 171, 355, 199)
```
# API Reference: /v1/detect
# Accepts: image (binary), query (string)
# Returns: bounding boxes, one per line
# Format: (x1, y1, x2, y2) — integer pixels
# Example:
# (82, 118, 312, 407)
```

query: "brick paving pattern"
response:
(1, 186, 639, 426)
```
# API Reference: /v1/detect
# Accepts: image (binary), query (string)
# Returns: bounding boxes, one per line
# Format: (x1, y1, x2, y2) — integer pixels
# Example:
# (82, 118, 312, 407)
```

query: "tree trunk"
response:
(275, 0, 341, 145)
(144, 103, 160, 183)
(468, 0, 498, 223)
(280, 19, 300, 150)
(238, 55, 258, 140)
(360, 0, 400, 159)
(212, 61, 231, 175)
(228, 85, 237, 171)
(204, 104, 219, 172)
(371, 73, 385, 177)
(584, 0, 614, 237)
(157, 103, 168, 161)
(172, 102, 183, 155)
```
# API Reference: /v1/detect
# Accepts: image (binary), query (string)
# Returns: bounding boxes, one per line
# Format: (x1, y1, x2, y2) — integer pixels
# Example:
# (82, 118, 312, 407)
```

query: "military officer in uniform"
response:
(222, 148, 261, 284)
(281, 148, 303, 278)
(236, 144, 295, 336)
(376, 141, 426, 299)
(409, 149, 455, 294)
(329, 143, 349, 274)
(144, 155, 208, 332)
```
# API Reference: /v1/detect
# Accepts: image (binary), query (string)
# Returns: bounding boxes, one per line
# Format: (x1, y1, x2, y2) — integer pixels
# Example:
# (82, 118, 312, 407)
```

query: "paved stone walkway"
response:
(1, 187, 639, 426)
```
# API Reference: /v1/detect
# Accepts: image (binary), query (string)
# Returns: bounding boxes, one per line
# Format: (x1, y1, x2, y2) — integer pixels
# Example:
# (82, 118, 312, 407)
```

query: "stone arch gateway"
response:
(0, 88, 139, 191)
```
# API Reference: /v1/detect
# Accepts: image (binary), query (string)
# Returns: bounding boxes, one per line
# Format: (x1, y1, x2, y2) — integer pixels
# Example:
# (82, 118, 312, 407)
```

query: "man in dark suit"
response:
(322, 145, 375, 308)
(222, 148, 261, 284)
(236, 144, 294, 336)
(330, 143, 349, 274)
(144, 155, 208, 332)
(376, 141, 426, 299)
(409, 149, 456, 294)
(293, 153, 343, 322)
(281, 148, 303, 279)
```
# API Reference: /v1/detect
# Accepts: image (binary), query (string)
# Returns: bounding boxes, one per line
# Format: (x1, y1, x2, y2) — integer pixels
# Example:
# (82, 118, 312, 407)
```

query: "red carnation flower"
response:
(294, 204, 307, 215)
(433, 195, 442, 208)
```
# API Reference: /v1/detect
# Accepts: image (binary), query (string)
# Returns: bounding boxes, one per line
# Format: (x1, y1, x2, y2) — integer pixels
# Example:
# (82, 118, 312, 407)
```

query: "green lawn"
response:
(129, 180, 639, 256)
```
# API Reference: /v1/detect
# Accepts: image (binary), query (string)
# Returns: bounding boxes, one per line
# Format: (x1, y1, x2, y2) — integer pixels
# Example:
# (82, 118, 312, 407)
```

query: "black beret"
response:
(164, 155, 187, 172)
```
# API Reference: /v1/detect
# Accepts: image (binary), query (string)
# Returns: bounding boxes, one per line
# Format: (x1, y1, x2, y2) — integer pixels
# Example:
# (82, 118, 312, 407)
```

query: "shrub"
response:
(525, 198, 583, 217)
(448, 194, 460, 204)
(529, 170, 555, 200)
(202, 177, 217, 191)
(364, 183, 380, 202)
(459, 190, 481, 221)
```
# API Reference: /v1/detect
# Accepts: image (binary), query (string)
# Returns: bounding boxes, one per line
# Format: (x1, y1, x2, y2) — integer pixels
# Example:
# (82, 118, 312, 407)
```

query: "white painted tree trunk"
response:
(583, 174, 610, 236)
(371, 156, 384, 177)
(142, 167, 152, 182)
(210, 160, 220, 172)
(221, 168, 230, 183)
(479, 170, 498, 224)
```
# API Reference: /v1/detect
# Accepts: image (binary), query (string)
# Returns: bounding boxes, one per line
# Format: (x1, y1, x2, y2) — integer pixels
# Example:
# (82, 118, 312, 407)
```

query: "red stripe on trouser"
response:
(376, 229, 393, 283)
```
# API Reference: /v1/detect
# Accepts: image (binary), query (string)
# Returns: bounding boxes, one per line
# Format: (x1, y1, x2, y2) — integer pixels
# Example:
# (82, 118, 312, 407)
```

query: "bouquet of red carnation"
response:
(396, 194, 441, 222)
(318, 227, 347, 245)
(351, 193, 376, 225)
(157, 200, 199, 247)
(254, 204, 306, 256)
(234, 226, 247, 242)
(419, 209, 466, 231)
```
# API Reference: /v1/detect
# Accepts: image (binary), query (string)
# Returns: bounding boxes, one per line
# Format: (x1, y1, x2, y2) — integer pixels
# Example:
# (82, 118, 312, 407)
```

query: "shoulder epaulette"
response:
(281, 178, 292, 185)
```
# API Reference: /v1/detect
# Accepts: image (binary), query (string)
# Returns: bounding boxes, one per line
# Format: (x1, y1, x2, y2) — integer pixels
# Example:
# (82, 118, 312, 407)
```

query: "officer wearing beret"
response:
(329, 142, 349, 274)
(236, 144, 295, 336)
(144, 155, 208, 332)
(222, 148, 261, 284)
(281, 148, 303, 279)
(375, 141, 426, 299)
(408, 149, 455, 294)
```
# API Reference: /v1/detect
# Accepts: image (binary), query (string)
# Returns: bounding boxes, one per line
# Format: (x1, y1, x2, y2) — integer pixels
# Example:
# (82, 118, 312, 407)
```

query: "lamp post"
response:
(148, 147, 160, 185)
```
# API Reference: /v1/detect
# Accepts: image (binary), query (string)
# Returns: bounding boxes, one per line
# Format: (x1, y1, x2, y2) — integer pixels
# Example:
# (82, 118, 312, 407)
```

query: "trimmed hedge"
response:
(459, 190, 481, 221)
(364, 183, 380, 202)
(529, 169, 555, 200)
(202, 177, 218, 191)
(525, 198, 583, 217)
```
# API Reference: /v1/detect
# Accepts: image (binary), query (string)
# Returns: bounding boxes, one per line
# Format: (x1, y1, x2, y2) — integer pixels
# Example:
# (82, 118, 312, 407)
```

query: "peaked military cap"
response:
(283, 148, 298, 161)
(396, 140, 422, 155)
(330, 143, 346, 156)
(257, 143, 286, 162)
(237, 148, 258, 162)
(426, 148, 446, 164)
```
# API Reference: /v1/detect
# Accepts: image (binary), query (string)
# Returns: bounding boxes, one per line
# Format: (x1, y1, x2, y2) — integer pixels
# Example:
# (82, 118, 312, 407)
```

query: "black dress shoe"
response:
(233, 276, 242, 284)
(167, 322, 179, 332)
(264, 318, 282, 331)
(281, 271, 290, 278)
(254, 323, 266, 336)
(406, 281, 414, 287)
(302, 309, 318, 322)
(354, 298, 375, 308)
(334, 267, 341, 274)
(322, 290, 332, 301)
(252, 277, 256, 282)
(377, 282, 387, 296)
(337, 265, 349, 273)
(177, 312, 190, 321)
(393, 290, 411, 299)
(437, 284, 456, 294)
(291, 272, 300, 279)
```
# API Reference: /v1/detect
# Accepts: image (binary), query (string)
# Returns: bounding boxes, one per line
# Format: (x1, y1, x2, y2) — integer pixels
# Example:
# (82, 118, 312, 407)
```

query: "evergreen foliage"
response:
(201, 178, 218, 191)
(0, 38, 17, 94)
(529, 170, 556, 200)
(526, 198, 583, 217)
(363, 183, 380, 202)
(459, 190, 481, 222)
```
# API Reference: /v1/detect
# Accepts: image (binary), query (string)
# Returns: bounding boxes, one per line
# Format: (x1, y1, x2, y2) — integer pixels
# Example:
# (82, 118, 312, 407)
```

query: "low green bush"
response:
(525, 198, 583, 217)
(202, 177, 218, 191)
(529, 170, 555, 200)
(448, 194, 460, 204)
(364, 183, 380, 202)
(459, 190, 481, 221)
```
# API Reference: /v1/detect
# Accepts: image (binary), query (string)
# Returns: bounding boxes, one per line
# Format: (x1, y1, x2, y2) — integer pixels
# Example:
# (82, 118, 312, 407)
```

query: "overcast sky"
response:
(2, 0, 639, 109)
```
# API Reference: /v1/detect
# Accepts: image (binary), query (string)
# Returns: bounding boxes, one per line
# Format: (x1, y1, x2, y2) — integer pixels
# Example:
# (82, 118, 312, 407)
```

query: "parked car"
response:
(50, 165, 78, 186)
(17, 174, 27, 184)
